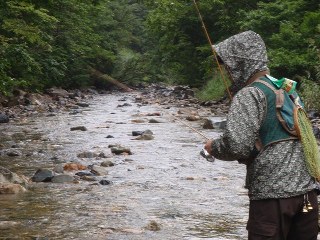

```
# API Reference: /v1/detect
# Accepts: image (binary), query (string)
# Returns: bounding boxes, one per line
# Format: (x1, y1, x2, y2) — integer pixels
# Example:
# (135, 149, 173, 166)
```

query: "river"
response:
(0, 91, 249, 239)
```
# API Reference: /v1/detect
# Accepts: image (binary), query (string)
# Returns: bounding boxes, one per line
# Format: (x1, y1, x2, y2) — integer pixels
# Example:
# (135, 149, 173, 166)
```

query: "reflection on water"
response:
(0, 92, 248, 239)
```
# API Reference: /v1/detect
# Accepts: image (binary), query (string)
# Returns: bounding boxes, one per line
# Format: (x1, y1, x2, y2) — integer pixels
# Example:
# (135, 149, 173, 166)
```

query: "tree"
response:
(0, 1, 57, 94)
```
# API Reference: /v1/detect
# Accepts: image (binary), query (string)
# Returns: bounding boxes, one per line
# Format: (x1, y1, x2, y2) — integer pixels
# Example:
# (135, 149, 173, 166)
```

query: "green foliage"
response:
(195, 73, 231, 101)
(0, 1, 57, 94)
(0, 0, 148, 93)
(300, 79, 320, 111)
(0, 0, 319, 110)
(112, 48, 149, 84)
(239, 0, 320, 81)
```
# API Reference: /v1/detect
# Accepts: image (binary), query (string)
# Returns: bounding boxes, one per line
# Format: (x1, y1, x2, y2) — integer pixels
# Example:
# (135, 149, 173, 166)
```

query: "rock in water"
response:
(31, 169, 54, 182)
(0, 183, 26, 194)
(0, 113, 9, 123)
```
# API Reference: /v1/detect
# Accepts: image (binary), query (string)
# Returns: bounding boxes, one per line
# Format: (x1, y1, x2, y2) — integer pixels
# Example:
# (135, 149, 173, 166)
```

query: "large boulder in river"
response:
(0, 183, 26, 194)
(51, 175, 75, 183)
(0, 167, 28, 194)
(31, 168, 54, 182)
(0, 166, 28, 184)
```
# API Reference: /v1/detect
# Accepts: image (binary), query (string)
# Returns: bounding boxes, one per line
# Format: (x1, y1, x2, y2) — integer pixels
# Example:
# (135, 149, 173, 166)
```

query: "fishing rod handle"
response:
(200, 148, 215, 162)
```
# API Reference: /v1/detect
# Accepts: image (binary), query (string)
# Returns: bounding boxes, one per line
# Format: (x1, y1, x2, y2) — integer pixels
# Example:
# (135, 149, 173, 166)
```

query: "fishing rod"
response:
(192, 0, 232, 101)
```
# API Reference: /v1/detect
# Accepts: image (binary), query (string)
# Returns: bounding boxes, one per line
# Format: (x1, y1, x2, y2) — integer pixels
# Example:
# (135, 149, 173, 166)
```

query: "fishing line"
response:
(152, 102, 215, 162)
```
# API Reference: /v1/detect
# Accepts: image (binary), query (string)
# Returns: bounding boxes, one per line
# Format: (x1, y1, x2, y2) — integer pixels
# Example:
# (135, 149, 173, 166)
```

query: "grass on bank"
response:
(195, 75, 232, 102)
(300, 78, 320, 112)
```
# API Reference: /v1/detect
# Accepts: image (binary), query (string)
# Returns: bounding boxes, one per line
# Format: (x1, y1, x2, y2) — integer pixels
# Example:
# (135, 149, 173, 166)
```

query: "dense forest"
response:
(0, 0, 319, 108)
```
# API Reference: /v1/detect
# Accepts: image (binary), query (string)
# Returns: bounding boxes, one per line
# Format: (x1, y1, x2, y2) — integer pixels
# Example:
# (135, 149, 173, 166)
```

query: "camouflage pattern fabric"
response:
(214, 30, 269, 93)
(211, 31, 316, 200)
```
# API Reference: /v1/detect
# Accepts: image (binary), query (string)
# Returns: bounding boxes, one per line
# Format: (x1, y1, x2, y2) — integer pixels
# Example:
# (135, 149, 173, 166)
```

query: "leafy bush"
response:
(300, 79, 320, 111)
(195, 73, 231, 101)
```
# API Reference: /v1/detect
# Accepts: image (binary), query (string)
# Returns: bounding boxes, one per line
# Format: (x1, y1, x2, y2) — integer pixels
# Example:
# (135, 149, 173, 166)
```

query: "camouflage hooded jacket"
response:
(211, 31, 316, 200)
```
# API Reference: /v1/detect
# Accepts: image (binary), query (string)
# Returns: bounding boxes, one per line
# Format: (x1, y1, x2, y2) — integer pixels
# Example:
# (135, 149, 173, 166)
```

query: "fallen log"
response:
(89, 67, 133, 92)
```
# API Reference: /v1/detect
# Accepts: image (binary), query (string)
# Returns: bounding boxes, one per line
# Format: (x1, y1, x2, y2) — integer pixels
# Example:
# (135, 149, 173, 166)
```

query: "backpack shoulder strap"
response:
(252, 79, 284, 109)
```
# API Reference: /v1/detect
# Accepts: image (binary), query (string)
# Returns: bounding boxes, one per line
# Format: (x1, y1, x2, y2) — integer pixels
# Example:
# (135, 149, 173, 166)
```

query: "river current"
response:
(0, 92, 248, 239)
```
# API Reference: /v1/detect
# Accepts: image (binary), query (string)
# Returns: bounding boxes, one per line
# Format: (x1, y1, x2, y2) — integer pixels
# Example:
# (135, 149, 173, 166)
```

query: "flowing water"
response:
(0, 92, 249, 240)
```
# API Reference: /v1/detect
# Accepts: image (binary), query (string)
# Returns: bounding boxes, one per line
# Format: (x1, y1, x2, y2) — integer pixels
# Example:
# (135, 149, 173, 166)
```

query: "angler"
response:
(204, 30, 320, 240)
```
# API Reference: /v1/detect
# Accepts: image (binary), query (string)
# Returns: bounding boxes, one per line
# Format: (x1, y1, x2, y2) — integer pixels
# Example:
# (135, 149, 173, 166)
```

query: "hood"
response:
(214, 30, 269, 93)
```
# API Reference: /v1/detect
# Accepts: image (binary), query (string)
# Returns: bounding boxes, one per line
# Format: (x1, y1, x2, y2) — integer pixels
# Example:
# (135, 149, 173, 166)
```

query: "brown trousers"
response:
(247, 190, 319, 240)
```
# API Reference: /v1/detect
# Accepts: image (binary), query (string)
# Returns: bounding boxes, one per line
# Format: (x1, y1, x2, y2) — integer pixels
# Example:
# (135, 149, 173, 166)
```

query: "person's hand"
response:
(204, 140, 213, 155)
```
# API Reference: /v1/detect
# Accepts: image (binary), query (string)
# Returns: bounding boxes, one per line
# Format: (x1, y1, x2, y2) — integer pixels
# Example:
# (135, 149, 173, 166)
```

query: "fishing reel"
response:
(200, 148, 215, 162)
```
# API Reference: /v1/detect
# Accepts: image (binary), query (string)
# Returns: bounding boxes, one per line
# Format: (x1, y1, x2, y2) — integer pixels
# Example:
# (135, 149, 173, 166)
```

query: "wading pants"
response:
(247, 190, 319, 240)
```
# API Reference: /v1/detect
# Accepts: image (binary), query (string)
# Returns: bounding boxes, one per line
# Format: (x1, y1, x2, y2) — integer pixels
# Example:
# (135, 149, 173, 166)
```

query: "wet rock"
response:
(110, 145, 132, 155)
(90, 165, 108, 176)
(99, 179, 111, 185)
(64, 163, 87, 171)
(46, 87, 69, 99)
(0, 167, 28, 184)
(31, 169, 54, 182)
(131, 119, 145, 123)
(53, 164, 64, 174)
(70, 126, 87, 131)
(308, 110, 319, 120)
(0, 113, 9, 123)
(313, 126, 320, 140)
(203, 118, 226, 130)
(101, 160, 115, 167)
(143, 129, 154, 135)
(119, 97, 128, 101)
(170, 85, 195, 100)
(76, 102, 89, 107)
(117, 103, 132, 107)
(186, 115, 200, 121)
(11, 143, 24, 148)
(203, 119, 214, 129)
(145, 220, 161, 231)
(69, 110, 82, 115)
(98, 152, 109, 158)
(132, 130, 144, 136)
(149, 118, 163, 123)
(145, 112, 161, 116)
(6, 150, 22, 157)
(68, 104, 79, 109)
(25, 93, 46, 107)
(0, 183, 27, 194)
(106, 135, 114, 138)
(77, 151, 98, 158)
(134, 134, 154, 140)
(51, 175, 74, 183)
(185, 177, 195, 180)
(75, 172, 94, 177)
(81, 175, 97, 181)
